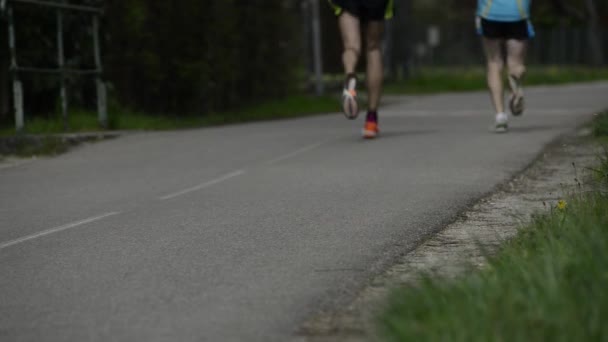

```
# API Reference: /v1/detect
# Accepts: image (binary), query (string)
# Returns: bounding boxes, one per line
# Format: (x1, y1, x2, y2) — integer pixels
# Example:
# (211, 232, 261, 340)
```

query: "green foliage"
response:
(593, 111, 608, 138)
(2, 1, 300, 120)
(2, 136, 70, 156)
(0, 94, 337, 135)
(104, 1, 300, 116)
(381, 188, 608, 341)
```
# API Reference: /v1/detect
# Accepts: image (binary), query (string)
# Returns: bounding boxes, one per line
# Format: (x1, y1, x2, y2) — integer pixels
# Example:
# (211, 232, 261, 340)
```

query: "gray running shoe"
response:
(508, 75, 525, 116)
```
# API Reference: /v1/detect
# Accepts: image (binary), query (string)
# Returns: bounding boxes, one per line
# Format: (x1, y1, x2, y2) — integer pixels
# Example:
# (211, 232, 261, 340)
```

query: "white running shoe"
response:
(342, 75, 359, 120)
(494, 112, 509, 133)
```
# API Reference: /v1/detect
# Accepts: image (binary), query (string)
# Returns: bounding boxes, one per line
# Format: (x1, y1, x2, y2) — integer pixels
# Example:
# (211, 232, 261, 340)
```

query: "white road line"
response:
(0, 158, 36, 171)
(159, 142, 325, 200)
(264, 141, 328, 165)
(160, 170, 246, 200)
(0, 212, 121, 251)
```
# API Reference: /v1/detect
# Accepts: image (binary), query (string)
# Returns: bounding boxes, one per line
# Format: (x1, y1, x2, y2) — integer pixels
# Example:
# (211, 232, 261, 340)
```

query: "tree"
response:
(103, 0, 299, 115)
(550, 0, 604, 65)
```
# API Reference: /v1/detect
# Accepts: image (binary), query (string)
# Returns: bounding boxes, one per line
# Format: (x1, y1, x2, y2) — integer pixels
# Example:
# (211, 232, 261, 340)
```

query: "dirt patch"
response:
(295, 129, 601, 342)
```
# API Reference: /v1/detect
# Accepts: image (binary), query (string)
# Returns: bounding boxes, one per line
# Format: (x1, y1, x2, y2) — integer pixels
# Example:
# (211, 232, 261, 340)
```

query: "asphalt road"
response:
(1, 82, 607, 341)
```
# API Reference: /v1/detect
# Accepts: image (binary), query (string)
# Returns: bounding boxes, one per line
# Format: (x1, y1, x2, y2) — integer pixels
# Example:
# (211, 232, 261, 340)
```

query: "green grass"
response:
(382, 194, 608, 341)
(106, 94, 338, 131)
(0, 109, 102, 136)
(385, 66, 608, 94)
(593, 111, 608, 140)
(1, 136, 70, 157)
(379, 115, 608, 341)
(14, 136, 70, 156)
(2, 66, 606, 136)
(0, 95, 338, 136)
(0, 94, 337, 156)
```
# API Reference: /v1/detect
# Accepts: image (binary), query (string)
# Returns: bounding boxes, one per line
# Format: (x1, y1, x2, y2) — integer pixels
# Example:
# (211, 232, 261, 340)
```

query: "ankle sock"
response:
(345, 73, 357, 90)
(366, 110, 378, 123)
(496, 112, 508, 123)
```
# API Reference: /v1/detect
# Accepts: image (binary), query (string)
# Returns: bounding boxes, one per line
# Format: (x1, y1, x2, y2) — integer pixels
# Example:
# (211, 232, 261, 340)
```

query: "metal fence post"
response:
(57, 6, 68, 131)
(93, 14, 107, 128)
(7, 5, 23, 132)
(4, 0, 105, 133)
(310, 0, 324, 96)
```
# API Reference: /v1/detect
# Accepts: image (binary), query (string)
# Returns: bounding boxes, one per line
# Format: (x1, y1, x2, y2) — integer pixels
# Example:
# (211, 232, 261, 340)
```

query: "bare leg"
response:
(365, 21, 385, 112)
(506, 39, 527, 80)
(482, 37, 505, 115)
(338, 12, 361, 75)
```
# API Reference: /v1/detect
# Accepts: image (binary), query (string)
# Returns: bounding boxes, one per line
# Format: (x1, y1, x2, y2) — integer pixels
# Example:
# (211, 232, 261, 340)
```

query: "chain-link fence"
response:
(397, 22, 608, 67)
(300, 1, 607, 88)
(2, 0, 606, 126)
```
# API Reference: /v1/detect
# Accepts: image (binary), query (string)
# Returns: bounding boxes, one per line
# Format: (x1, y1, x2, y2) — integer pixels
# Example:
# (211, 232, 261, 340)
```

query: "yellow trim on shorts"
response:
(327, 0, 342, 16)
(385, 0, 394, 19)
(327, 0, 394, 20)
(482, 0, 493, 18)
(516, 0, 526, 19)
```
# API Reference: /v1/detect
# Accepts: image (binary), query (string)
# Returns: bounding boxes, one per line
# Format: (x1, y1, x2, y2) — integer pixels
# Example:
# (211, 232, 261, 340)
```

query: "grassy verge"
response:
(385, 66, 608, 94)
(0, 134, 117, 157)
(594, 111, 608, 142)
(380, 111, 608, 341)
(0, 95, 338, 136)
(0, 136, 70, 157)
(2, 66, 606, 137)
(0, 94, 337, 156)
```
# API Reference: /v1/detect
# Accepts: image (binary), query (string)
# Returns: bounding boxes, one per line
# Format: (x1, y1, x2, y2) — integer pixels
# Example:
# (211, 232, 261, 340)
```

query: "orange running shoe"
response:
(362, 120, 379, 139)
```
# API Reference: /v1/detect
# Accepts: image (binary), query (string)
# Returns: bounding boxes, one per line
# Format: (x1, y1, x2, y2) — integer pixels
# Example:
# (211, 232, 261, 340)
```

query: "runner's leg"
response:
(361, 20, 384, 138)
(338, 11, 362, 119)
(338, 12, 361, 75)
(506, 39, 527, 79)
(483, 37, 505, 115)
(506, 39, 527, 115)
(365, 20, 384, 113)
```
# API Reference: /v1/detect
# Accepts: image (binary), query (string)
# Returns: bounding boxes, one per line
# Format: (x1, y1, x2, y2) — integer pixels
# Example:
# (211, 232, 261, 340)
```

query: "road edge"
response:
(294, 126, 599, 341)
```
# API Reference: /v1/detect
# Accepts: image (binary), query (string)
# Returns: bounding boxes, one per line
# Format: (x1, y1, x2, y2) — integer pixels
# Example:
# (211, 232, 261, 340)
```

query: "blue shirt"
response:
(477, 0, 531, 21)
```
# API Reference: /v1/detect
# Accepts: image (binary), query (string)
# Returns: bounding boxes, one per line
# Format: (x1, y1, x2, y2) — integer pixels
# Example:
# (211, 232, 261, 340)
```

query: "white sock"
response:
(496, 112, 508, 124)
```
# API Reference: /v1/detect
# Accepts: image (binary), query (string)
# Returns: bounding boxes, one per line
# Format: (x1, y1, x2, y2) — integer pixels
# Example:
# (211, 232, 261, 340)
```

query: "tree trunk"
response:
(583, 0, 604, 66)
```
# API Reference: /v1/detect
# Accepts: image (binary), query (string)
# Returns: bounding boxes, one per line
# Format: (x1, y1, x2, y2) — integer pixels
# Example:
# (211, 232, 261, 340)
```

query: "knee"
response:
(344, 45, 361, 58)
(508, 62, 526, 78)
(366, 40, 382, 53)
(487, 59, 504, 72)
(486, 61, 504, 88)
(344, 39, 361, 57)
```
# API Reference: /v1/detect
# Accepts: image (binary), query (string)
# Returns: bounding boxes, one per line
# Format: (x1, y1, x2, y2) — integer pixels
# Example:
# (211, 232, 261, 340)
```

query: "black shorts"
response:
(476, 17, 535, 40)
(328, 0, 394, 21)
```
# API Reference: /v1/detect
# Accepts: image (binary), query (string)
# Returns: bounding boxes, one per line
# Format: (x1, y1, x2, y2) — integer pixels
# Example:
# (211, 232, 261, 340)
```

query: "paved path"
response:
(1, 82, 607, 341)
